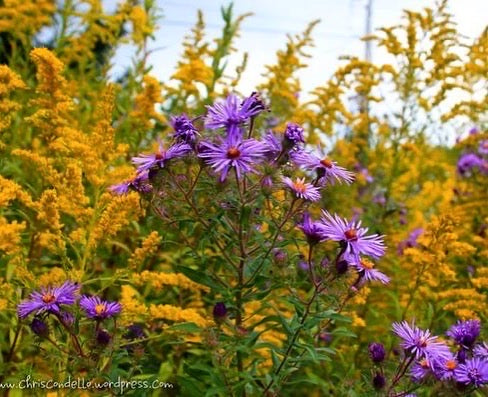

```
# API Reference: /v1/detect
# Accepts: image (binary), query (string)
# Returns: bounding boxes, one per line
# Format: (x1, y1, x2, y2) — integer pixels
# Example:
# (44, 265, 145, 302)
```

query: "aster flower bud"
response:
(283, 123, 305, 148)
(335, 259, 349, 275)
(213, 302, 227, 323)
(369, 342, 386, 363)
(30, 318, 49, 338)
(96, 329, 112, 346)
(272, 249, 287, 266)
(372, 372, 386, 389)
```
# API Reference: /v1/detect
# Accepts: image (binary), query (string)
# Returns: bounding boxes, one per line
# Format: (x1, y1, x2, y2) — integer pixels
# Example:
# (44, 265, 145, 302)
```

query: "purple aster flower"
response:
(368, 342, 386, 363)
(350, 256, 390, 285)
(292, 150, 354, 185)
(282, 177, 321, 202)
(479, 140, 488, 156)
(132, 141, 191, 173)
(411, 358, 433, 382)
(198, 134, 265, 182)
(170, 114, 198, 144)
(469, 127, 480, 135)
(457, 153, 484, 176)
(454, 357, 488, 387)
(397, 228, 424, 255)
(79, 295, 121, 320)
(319, 211, 386, 259)
(298, 212, 327, 245)
(17, 281, 80, 319)
(263, 131, 283, 160)
(109, 170, 152, 195)
(474, 342, 488, 359)
(240, 92, 268, 119)
(447, 320, 481, 348)
(434, 354, 459, 380)
(124, 324, 145, 340)
(283, 123, 305, 147)
(205, 94, 262, 139)
(392, 321, 451, 361)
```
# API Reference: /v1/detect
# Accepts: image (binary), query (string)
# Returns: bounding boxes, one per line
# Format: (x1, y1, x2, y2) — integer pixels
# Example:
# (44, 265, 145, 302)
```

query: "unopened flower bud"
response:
(213, 302, 227, 323)
(368, 342, 386, 363)
(96, 329, 112, 346)
(30, 318, 49, 338)
(372, 372, 386, 389)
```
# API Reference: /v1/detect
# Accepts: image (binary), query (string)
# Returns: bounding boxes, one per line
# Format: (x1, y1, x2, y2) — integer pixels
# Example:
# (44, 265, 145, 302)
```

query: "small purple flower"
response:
(109, 170, 152, 195)
(372, 372, 386, 389)
(411, 358, 433, 382)
(319, 211, 386, 259)
(205, 94, 261, 139)
(368, 342, 386, 363)
(474, 342, 488, 359)
(350, 256, 390, 285)
(283, 177, 321, 202)
(132, 141, 191, 173)
(240, 92, 268, 119)
(79, 295, 121, 320)
(397, 228, 424, 255)
(17, 281, 80, 319)
(30, 318, 49, 338)
(298, 212, 326, 245)
(447, 320, 480, 348)
(170, 114, 198, 144)
(434, 355, 458, 380)
(198, 134, 265, 182)
(263, 131, 283, 160)
(454, 357, 488, 387)
(283, 123, 305, 147)
(479, 140, 488, 156)
(292, 151, 354, 185)
(457, 153, 484, 176)
(125, 324, 145, 340)
(213, 302, 228, 321)
(96, 329, 112, 345)
(392, 321, 451, 361)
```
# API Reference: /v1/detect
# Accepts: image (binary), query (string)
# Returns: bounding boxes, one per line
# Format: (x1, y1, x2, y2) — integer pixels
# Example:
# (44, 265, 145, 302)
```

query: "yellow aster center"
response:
(420, 359, 429, 368)
(320, 158, 333, 168)
(345, 229, 358, 241)
(95, 304, 107, 315)
(446, 360, 457, 370)
(360, 259, 374, 269)
(292, 179, 307, 193)
(42, 293, 55, 304)
(227, 147, 241, 159)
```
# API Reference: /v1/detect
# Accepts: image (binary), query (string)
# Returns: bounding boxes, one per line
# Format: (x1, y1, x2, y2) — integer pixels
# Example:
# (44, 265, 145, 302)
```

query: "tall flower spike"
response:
(198, 134, 266, 182)
(319, 210, 386, 259)
(292, 150, 355, 185)
(132, 140, 191, 173)
(17, 281, 80, 319)
(282, 177, 321, 202)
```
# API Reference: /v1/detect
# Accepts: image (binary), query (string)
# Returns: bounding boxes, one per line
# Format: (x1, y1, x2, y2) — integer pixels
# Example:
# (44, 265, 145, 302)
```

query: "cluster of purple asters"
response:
(456, 135, 488, 177)
(370, 319, 488, 392)
(17, 281, 121, 337)
(298, 209, 388, 286)
(110, 92, 355, 202)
